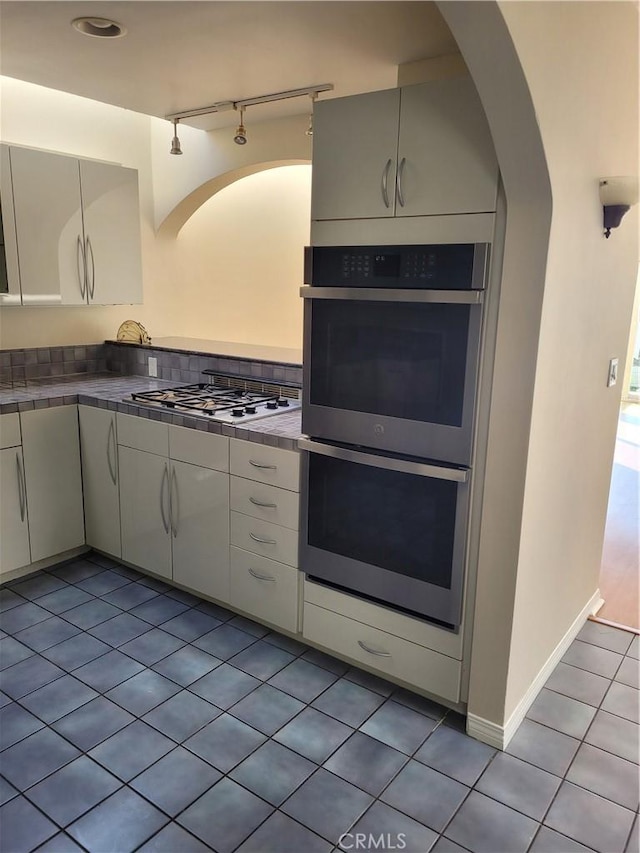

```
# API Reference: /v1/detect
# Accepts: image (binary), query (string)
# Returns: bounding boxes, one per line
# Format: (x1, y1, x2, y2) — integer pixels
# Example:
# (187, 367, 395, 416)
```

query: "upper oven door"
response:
(301, 287, 483, 465)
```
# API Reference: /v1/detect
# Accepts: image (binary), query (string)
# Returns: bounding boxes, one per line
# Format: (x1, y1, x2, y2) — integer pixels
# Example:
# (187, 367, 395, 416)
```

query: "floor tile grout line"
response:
(3, 556, 638, 853)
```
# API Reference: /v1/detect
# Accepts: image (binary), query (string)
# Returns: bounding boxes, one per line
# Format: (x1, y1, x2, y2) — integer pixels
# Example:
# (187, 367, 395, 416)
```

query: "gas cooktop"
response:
(129, 375, 300, 424)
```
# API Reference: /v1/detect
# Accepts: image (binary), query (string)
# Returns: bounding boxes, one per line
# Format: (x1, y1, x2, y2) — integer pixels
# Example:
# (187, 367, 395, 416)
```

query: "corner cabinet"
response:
(311, 77, 499, 221)
(0, 144, 143, 306)
(79, 406, 122, 559)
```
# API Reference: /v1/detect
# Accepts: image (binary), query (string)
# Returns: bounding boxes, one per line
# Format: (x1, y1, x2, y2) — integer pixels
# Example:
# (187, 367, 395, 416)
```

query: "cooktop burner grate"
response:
(128, 376, 300, 424)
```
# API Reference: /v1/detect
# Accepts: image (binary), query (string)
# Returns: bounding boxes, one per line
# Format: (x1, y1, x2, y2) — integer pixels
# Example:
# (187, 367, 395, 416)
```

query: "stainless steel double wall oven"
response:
(299, 242, 489, 629)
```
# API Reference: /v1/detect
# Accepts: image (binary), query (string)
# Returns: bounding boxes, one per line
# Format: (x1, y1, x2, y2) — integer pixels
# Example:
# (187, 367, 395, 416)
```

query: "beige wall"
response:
(441, 1, 639, 732)
(500, 0, 638, 722)
(0, 77, 311, 350)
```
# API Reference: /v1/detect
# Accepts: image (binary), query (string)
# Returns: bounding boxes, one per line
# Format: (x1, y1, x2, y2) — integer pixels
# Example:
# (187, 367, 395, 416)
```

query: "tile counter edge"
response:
(0, 375, 302, 452)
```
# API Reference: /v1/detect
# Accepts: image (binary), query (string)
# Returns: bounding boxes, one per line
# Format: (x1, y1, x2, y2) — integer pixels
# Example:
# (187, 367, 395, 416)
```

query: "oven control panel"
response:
(305, 243, 488, 290)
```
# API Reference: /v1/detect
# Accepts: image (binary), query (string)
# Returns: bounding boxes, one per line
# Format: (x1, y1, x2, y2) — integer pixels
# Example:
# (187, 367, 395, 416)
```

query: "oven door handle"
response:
(298, 437, 469, 483)
(300, 286, 483, 305)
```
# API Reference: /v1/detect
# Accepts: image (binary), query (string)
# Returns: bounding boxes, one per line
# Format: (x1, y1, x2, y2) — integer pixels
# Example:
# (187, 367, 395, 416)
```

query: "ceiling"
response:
(0, 1, 458, 130)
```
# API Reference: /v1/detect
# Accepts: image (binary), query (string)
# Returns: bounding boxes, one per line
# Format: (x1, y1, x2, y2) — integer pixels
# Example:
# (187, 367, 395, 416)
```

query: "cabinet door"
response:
(171, 460, 230, 602)
(0, 145, 22, 305)
(79, 406, 121, 558)
(10, 147, 85, 305)
(119, 446, 172, 579)
(397, 79, 499, 217)
(80, 160, 143, 305)
(0, 447, 31, 574)
(311, 88, 400, 221)
(20, 406, 85, 563)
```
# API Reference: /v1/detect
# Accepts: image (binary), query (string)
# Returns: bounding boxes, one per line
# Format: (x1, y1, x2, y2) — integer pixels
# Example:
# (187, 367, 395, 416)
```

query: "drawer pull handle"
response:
(248, 567, 276, 583)
(249, 460, 277, 470)
(250, 532, 277, 545)
(358, 640, 391, 658)
(249, 496, 278, 509)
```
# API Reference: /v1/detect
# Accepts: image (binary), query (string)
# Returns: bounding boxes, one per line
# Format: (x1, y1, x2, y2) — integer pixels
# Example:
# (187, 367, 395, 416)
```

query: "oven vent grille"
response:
(208, 374, 300, 400)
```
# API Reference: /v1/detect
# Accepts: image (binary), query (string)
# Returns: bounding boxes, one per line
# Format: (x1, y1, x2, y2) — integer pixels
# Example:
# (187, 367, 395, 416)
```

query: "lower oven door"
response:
(299, 438, 469, 630)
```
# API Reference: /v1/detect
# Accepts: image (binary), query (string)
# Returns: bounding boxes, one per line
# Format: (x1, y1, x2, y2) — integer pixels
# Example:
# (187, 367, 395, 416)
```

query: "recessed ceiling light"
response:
(71, 17, 127, 38)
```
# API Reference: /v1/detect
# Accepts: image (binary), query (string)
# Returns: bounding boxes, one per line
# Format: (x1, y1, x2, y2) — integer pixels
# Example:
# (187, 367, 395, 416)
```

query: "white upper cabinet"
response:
(0, 145, 22, 306)
(311, 78, 499, 222)
(1, 144, 143, 306)
(80, 159, 143, 305)
(9, 146, 84, 305)
(311, 88, 400, 221)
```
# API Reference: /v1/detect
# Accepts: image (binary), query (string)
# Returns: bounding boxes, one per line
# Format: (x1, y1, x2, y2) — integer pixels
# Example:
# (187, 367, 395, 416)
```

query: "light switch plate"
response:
(148, 356, 158, 378)
(607, 357, 618, 387)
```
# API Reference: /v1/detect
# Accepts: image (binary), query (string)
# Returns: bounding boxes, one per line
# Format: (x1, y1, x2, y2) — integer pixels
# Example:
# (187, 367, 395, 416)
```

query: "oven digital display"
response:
(373, 253, 401, 278)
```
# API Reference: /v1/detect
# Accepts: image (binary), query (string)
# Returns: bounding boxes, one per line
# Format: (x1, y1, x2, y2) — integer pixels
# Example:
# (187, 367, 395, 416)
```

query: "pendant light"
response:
(170, 119, 183, 155)
(234, 107, 248, 145)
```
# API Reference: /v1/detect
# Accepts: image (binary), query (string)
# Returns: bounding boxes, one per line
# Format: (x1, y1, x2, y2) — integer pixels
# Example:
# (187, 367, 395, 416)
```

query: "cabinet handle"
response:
(249, 496, 278, 509)
(106, 419, 117, 485)
(396, 157, 406, 208)
(249, 460, 277, 470)
(381, 158, 393, 208)
(248, 567, 276, 583)
(160, 463, 170, 534)
(170, 467, 179, 538)
(16, 452, 26, 523)
(358, 639, 391, 658)
(86, 236, 95, 301)
(249, 532, 277, 545)
(76, 235, 87, 300)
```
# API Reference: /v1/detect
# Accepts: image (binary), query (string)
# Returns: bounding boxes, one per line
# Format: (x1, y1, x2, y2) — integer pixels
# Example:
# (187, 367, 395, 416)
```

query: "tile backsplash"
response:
(1, 342, 302, 388)
(0, 345, 107, 385)
(105, 342, 303, 387)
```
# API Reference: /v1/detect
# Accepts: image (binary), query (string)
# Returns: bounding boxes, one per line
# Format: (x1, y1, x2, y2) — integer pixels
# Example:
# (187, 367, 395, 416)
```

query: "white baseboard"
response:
(467, 588, 602, 750)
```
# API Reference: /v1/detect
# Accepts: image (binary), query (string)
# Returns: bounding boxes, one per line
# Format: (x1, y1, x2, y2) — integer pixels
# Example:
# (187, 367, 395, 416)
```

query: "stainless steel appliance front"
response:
(301, 285, 483, 465)
(299, 438, 469, 628)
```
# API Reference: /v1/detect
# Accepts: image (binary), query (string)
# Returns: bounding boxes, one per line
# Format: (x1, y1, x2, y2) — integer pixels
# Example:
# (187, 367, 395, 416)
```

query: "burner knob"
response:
(277, 398, 290, 407)
(266, 401, 278, 410)
(245, 406, 257, 414)
(232, 408, 245, 417)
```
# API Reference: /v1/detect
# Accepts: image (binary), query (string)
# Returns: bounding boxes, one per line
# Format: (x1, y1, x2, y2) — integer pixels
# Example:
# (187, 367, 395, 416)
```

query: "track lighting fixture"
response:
(234, 107, 248, 145)
(170, 119, 183, 155)
(305, 92, 317, 137)
(165, 83, 332, 155)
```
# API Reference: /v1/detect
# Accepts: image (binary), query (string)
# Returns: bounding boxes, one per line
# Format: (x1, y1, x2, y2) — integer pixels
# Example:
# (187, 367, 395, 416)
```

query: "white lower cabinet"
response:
(230, 546, 299, 634)
(1, 414, 30, 575)
(170, 459, 229, 602)
(302, 579, 463, 703)
(117, 415, 230, 597)
(119, 445, 172, 579)
(79, 406, 121, 558)
(20, 406, 85, 564)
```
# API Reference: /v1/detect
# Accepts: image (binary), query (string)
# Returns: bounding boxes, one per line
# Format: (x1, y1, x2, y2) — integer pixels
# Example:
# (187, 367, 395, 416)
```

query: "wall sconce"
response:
(599, 176, 638, 238)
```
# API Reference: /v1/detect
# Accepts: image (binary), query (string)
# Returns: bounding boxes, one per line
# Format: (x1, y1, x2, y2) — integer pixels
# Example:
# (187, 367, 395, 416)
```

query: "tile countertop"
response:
(0, 374, 303, 451)
(107, 337, 303, 367)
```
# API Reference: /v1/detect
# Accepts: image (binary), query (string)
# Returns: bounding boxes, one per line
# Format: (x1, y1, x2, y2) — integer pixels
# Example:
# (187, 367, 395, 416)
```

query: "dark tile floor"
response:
(0, 553, 638, 853)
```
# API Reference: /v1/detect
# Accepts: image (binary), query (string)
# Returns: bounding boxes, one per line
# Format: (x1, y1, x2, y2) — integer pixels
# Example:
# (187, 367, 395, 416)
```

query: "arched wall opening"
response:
(158, 158, 311, 239)
(150, 163, 312, 349)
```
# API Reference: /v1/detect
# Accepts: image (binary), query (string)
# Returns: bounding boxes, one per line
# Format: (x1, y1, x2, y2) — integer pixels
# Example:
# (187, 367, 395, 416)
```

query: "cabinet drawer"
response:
(230, 546, 299, 633)
(230, 439, 299, 492)
(230, 511, 298, 567)
(117, 413, 168, 456)
(169, 426, 229, 472)
(0, 413, 21, 449)
(230, 476, 299, 530)
(304, 577, 463, 660)
(303, 602, 461, 703)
